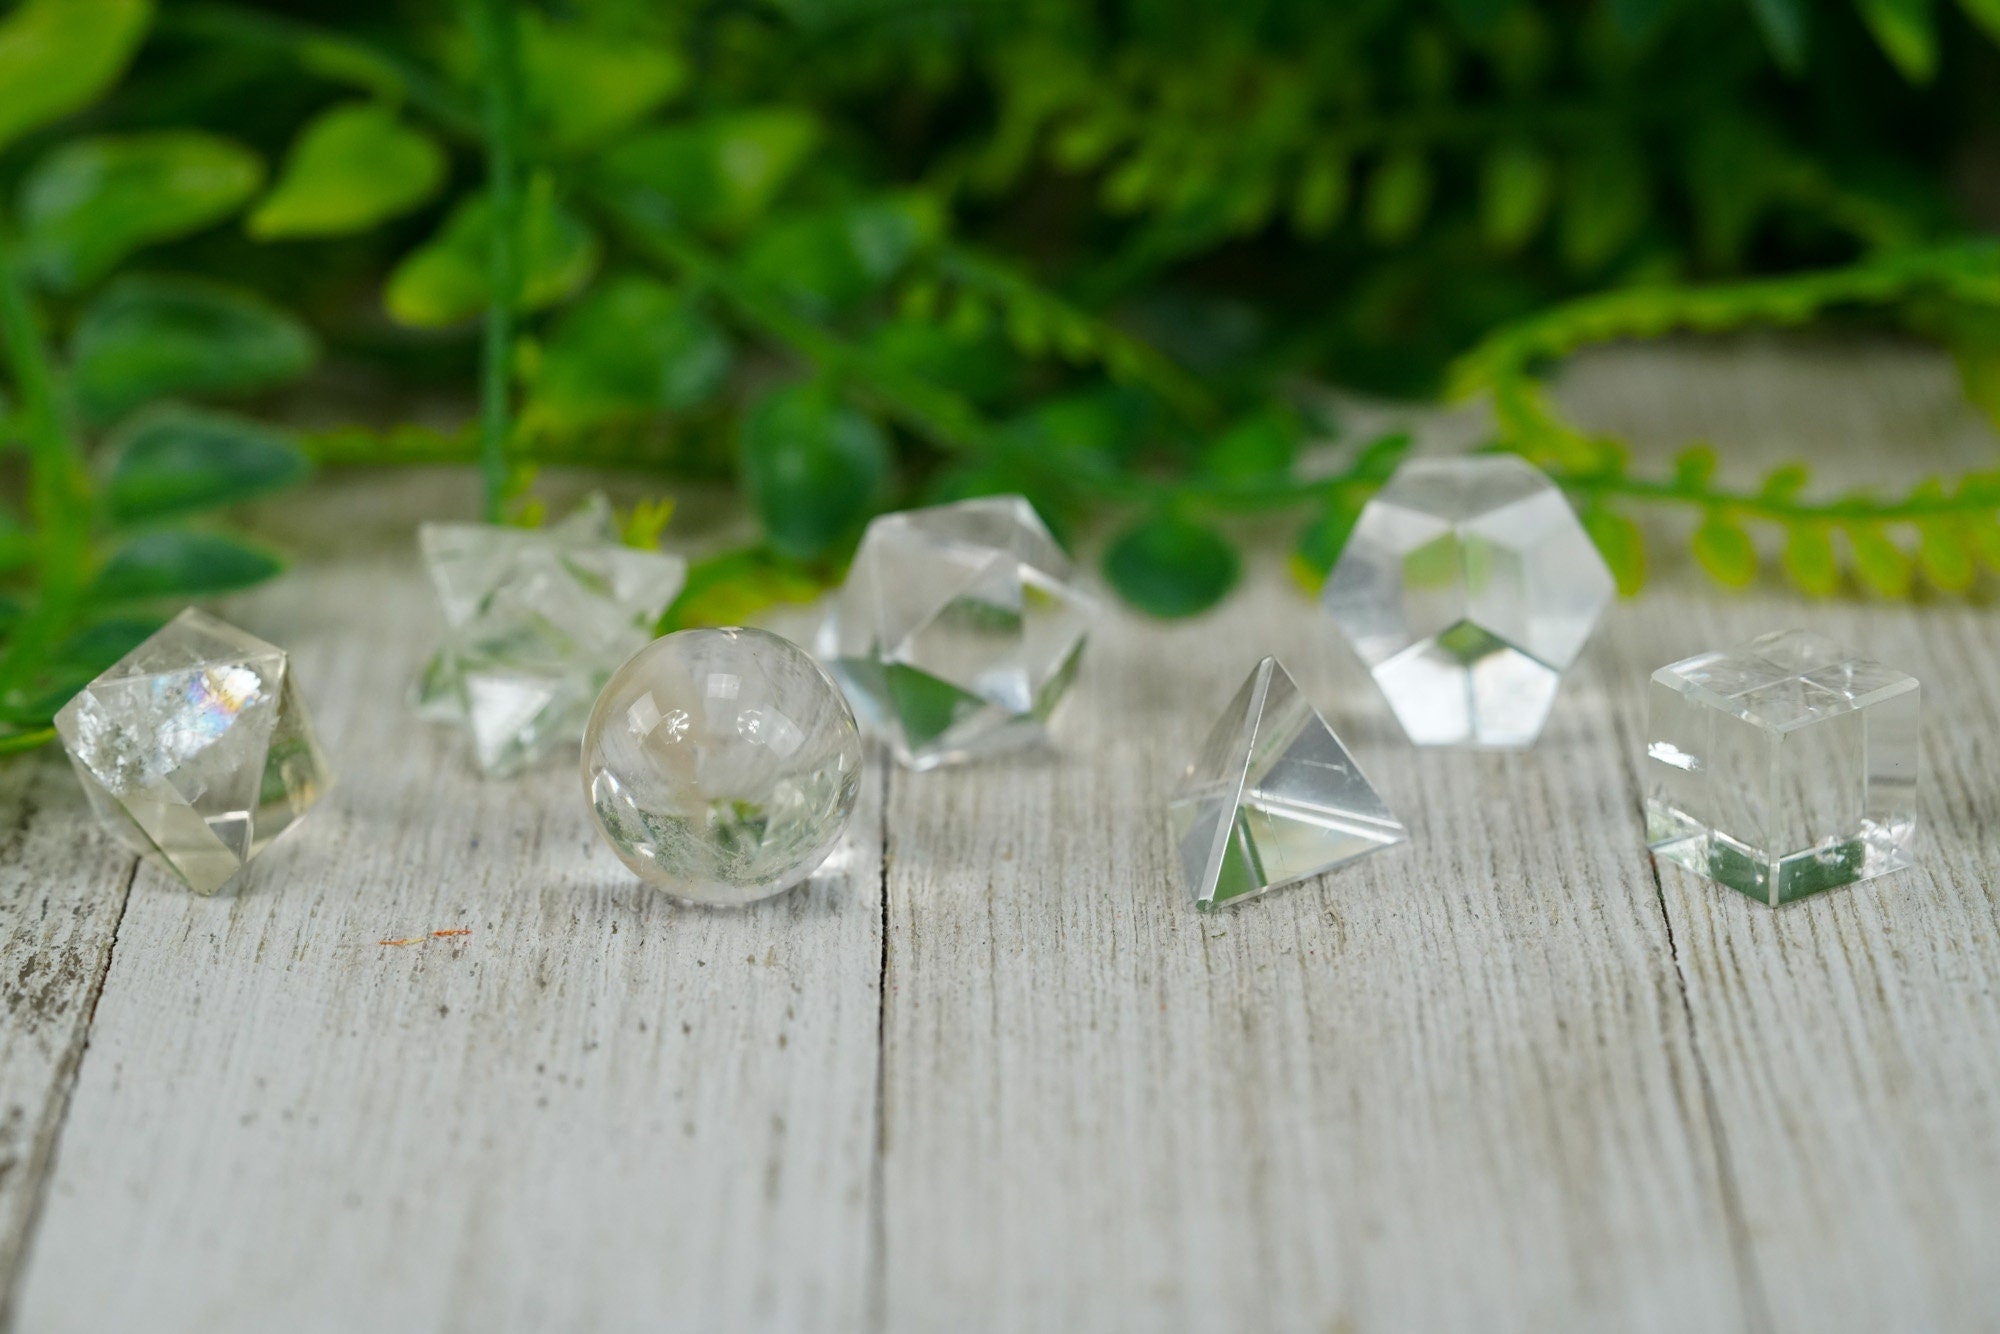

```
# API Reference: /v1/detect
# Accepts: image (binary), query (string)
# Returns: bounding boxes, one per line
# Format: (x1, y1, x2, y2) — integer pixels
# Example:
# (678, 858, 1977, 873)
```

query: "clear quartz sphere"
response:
(583, 627, 864, 906)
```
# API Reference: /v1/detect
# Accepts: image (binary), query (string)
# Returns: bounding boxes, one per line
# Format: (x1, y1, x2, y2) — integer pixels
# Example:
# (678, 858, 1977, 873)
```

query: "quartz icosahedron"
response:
(414, 495, 686, 777)
(584, 627, 864, 906)
(53, 608, 332, 895)
(1646, 629, 1920, 906)
(818, 495, 1093, 769)
(1170, 657, 1407, 910)
(1322, 454, 1612, 748)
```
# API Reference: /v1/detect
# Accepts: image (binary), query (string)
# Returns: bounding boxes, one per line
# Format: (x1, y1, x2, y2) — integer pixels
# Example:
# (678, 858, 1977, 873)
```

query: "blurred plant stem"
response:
(468, 0, 523, 524)
(0, 222, 88, 689)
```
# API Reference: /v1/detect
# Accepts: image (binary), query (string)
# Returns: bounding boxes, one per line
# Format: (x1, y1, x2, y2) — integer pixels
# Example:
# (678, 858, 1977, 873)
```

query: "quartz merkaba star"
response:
(413, 495, 686, 777)
(818, 495, 1094, 769)
(1169, 657, 1406, 910)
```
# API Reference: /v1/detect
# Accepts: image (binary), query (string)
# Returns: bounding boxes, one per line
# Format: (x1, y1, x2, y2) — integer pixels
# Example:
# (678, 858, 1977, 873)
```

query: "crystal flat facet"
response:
(1322, 454, 1612, 748)
(1645, 629, 1921, 906)
(819, 495, 1093, 769)
(1169, 657, 1407, 910)
(54, 608, 332, 894)
(415, 495, 686, 777)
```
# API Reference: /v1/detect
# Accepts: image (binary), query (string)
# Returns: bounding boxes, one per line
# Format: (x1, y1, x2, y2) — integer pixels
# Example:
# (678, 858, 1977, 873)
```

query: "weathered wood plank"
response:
(878, 568, 1752, 1331)
(0, 758, 135, 1311)
(10, 477, 885, 1332)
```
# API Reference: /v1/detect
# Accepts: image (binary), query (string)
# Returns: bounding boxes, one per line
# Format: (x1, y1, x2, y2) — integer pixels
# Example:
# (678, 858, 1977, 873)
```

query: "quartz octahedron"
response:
(818, 495, 1093, 769)
(1322, 454, 1612, 748)
(584, 628, 864, 906)
(54, 608, 332, 895)
(1646, 630, 1920, 906)
(1170, 657, 1406, 910)
(414, 495, 686, 777)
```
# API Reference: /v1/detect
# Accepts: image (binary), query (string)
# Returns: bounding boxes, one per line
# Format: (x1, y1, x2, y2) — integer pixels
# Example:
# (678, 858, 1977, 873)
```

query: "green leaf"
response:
(70, 275, 318, 423)
(1582, 507, 1647, 595)
(90, 529, 284, 604)
(1672, 444, 1718, 489)
(101, 406, 309, 524)
(1480, 140, 1554, 251)
(1854, 0, 1937, 80)
(1292, 500, 1362, 587)
(740, 193, 945, 318)
(1102, 511, 1240, 618)
(1559, 142, 1649, 271)
(1749, 0, 1809, 71)
(385, 175, 599, 327)
(1353, 432, 1415, 481)
(0, 505, 30, 574)
(1957, 0, 2000, 43)
(525, 275, 732, 432)
(519, 13, 685, 149)
(0, 0, 150, 155)
(739, 384, 892, 561)
(248, 103, 446, 239)
(1691, 514, 1757, 586)
(1847, 523, 1913, 597)
(1917, 519, 1975, 591)
(1608, 0, 1671, 42)
(1364, 149, 1433, 245)
(3, 611, 167, 726)
(1758, 462, 1811, 501)
(601, 109, 820, 238)
(1202, 409, 1299, 483)
(20, 132, 263, 289)
(1290, 150, 1350, 237)
(1780, 524, 1840, 596)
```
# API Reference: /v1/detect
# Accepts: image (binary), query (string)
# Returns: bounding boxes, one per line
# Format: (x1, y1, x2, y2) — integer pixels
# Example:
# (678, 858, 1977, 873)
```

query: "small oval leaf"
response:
(90, 529, 285, 604)
(249, 102, 446, 239)
(525, 275, 732, 432)
(385, 175, 599, 327)
(1691, 514, 1757, 587)
(102, 406, 310, 524)
(739, 384, 893, 561)
(0, 0, 151, 155)
(70, 274, 317, 423)
(1103, 511, 1240, 618)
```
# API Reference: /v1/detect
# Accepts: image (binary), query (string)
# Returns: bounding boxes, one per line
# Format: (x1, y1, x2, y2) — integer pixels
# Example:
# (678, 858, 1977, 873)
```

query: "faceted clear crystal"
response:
(53, 608, 332, 895)
(1645, 629, 1920, 906)
(415, 495, 686, 777)
(1322, 454, 1612, 748)
(1169, 657, 1407, 910)
(818, 495, 1093, 769)
(584, 627, 864, 906)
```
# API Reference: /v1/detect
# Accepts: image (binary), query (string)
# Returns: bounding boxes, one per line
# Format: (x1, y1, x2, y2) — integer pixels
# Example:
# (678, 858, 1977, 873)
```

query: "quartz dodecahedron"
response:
(1321, 454, 1612, 748)
(1645, 629, 1920, 906)
(584, 627, 864, 906)
(53, 608, 332, 895)
(818, 495, 1093, 769)
(1169, 657, 1407, 910)
(414, 495, 686, 777)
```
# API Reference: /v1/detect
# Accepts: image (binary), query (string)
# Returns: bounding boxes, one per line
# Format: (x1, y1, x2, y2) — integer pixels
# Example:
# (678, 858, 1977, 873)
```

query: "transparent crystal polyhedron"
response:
(818, 495, 1094, 769)
(414, 496, 687, 777)
(53, 608, 332, 895)
(1322, 454, 1613, 748)
(1645, 630, 1920, 906)
(1170, 657, 1407, 910)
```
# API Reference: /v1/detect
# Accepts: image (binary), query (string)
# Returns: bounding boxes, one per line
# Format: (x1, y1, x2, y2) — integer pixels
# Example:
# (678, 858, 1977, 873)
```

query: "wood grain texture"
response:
(7, 479, 884, 1334)
(0, 341, 1994, 1331)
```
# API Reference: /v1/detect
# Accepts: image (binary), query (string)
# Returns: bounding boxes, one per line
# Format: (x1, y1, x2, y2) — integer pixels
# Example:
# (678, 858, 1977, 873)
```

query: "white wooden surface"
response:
(1, 340, 1997, 1332)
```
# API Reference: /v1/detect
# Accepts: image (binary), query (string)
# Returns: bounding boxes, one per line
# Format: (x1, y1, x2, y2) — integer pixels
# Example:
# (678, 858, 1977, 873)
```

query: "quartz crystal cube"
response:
(53, 608, 332, 895)
(818, 495, 1093, 769)
(1645, 630, 1920, 906)
(584, 627, 864, 906)
(1322, 454, 1613, 748)
(414, 495, 686, 777)
(1170, 657, 1407, 910)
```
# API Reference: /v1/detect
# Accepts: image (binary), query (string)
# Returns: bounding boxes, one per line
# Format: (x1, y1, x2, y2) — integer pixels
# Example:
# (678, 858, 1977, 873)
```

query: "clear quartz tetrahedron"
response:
(1322, 454, 1613, 748)
(415, 495, 687, 777)
(1169, 657, 1407, 910)
(53, 608, 332, 895)
(1645, 629, 1920, 906)
(818, 495, 1093, 769)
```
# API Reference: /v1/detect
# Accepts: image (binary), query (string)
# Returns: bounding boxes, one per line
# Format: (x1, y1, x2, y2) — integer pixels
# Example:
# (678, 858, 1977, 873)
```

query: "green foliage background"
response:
(2, 0, 1999, 747)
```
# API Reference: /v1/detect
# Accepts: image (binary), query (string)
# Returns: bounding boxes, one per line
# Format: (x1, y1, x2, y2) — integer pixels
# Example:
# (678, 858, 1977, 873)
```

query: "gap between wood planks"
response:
(0, 846, 139, 1324)
(867, 753, 893, 1331)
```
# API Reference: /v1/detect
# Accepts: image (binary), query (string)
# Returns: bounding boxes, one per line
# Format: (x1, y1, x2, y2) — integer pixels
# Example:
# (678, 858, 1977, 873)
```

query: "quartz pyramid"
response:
(1169, 657, 1406, 909)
